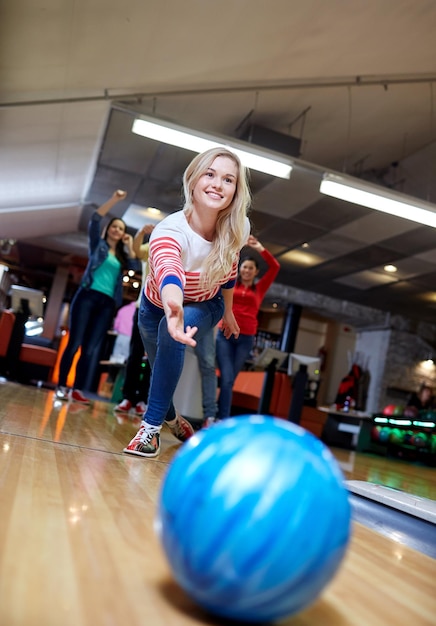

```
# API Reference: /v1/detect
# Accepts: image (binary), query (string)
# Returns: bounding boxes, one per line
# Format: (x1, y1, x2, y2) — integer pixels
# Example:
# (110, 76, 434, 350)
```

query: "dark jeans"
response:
(122, 308, 150, 404)
(216, 329, 254, 419)
(58, 288, 115, 390)
(138, 293, 224, 427)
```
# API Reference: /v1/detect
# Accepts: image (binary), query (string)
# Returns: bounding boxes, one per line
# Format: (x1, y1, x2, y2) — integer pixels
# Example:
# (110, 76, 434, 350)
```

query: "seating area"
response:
(231, 370, 327, 438)
(0, 309, 58, 383)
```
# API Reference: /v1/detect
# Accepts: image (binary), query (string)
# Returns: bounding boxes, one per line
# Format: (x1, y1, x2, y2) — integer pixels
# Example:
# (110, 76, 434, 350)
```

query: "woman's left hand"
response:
(221, 310, 240, 339)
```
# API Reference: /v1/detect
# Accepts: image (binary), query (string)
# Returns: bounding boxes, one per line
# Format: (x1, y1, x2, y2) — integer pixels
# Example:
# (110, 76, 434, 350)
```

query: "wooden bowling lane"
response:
(331, 447, 436, 501)
(291, 521, 436, 626)
(0, 380, 180, 461)
(1, 380, 435, 626)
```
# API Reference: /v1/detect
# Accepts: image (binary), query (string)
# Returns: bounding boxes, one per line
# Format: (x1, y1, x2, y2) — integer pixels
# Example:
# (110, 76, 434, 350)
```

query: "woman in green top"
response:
(56, 190, 136, 404)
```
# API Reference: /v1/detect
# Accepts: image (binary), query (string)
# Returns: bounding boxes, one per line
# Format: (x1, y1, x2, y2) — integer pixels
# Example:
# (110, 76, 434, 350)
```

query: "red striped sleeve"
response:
(145, 233, 241, 307)
(150, 236, 185, 288)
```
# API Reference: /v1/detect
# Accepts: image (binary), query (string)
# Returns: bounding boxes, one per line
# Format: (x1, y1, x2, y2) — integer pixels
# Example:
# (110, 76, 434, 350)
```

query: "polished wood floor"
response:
(0, 379, 435, 626)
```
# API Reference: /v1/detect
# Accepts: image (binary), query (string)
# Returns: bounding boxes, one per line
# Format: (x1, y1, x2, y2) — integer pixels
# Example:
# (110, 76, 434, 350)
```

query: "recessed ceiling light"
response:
(281, 249, 324, 267)
(384, 264, 398, 273)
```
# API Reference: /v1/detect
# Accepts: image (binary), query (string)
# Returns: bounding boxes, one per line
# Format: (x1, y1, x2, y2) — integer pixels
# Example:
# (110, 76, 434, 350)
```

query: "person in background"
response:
(123, 146, 251, 458)
(56, 190, 137, 404)
(406, 384, 434, 411)
(114, 223, 154, 417)
(120, 226, 217, 425)
(193, 328, 219, 427)
(215, 235, 280, 421)
(110, 300, 136, 363)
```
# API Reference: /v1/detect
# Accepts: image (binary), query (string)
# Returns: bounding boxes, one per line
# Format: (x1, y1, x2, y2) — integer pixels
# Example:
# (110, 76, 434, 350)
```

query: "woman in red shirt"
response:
(216, 235, 280, 420)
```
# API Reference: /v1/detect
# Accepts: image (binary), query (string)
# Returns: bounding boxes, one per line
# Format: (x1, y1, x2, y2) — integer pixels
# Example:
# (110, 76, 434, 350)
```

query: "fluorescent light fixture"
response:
(132, 115, 293, 179)
(320, 173, 436, 227)
(123, 204, 165, 230)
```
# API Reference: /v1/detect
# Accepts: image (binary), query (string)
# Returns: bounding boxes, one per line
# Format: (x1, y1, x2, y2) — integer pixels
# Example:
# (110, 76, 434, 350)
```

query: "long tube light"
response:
(132, 115, 293, 179)
(320, 173, 436, 227)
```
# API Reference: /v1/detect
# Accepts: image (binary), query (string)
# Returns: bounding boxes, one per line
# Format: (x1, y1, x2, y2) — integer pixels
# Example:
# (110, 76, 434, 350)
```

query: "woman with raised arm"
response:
(56, 190, 136, 404)
(215, 235, 280, 420)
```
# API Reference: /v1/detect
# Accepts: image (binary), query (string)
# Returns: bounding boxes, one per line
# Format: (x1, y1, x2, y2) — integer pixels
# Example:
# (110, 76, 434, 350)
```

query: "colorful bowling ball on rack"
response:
(403, 406, 419, 419)
(411, 432, 429, 448)
(371, 425, 382, 441)
(379, 426, 391, 443)
(389, 428, 405, 445)
(392, 405, 404, 416)
(157, 415, 352, 623)
(382, 404, 396, 416)
(403, 430, 415, 445)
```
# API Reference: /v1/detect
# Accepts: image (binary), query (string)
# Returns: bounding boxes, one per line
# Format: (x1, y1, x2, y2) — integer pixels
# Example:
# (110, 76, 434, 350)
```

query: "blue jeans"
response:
(138, 293, 224, 427)
(216, 329, 254, 419)
(58, 288, 115, 390)
(194, 329, 217, 419)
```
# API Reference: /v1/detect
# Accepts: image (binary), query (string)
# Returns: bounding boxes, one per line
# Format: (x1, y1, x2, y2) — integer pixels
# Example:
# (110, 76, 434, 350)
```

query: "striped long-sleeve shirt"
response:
(144, 210, 250, 308)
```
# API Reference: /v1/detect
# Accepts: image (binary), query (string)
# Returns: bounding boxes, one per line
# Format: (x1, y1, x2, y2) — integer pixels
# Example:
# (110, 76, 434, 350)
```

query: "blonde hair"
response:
(182, 147, 251, 286)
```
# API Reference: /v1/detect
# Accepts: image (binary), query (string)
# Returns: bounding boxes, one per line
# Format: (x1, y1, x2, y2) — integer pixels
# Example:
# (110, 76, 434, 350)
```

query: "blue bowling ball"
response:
(156, 415, 351, 623)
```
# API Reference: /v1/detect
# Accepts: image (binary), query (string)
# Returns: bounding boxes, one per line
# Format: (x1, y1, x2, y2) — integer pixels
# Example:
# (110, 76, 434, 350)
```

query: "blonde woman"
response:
(124, 147, 251, 458)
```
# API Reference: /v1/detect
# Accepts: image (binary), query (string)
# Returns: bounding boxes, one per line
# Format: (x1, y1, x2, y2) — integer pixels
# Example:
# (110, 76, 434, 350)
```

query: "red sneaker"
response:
(165, 413, 195, 442)
(114, 399, 132, 414)
(70, 389, 91, 405)
(135, 401, 147, 416)
(123, 423, 161, 457)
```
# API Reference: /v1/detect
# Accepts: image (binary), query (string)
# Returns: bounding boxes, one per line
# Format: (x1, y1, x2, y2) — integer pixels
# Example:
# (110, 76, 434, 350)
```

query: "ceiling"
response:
(1, 0, 436, 325)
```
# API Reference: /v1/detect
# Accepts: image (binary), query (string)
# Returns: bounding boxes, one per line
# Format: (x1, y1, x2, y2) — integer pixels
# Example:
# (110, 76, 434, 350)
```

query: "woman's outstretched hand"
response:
(166, 299, 198, 346)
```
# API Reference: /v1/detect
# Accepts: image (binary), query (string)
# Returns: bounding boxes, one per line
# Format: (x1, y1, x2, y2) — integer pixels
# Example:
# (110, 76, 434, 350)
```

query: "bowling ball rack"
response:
(357, 413, 436, 465)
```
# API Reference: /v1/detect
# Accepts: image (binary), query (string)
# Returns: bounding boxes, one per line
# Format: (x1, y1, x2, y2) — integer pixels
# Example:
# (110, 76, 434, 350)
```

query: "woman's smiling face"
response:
(192, 155, 238, 214)
(107, 219, 126, 241)
(239, 259, 259, 284)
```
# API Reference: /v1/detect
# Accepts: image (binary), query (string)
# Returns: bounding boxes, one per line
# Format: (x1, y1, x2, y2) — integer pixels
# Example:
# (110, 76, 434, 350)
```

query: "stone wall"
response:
(379, 330, 436, 409)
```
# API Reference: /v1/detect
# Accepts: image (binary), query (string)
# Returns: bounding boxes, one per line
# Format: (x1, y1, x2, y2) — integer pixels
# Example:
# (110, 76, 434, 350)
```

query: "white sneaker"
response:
(55, 386, 69, 401)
